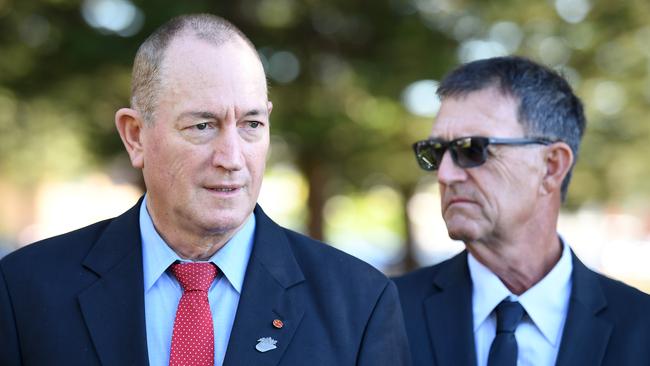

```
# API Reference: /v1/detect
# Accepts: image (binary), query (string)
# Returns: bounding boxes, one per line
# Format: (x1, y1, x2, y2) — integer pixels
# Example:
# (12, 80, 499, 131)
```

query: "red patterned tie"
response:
(169, 262, 218, 366)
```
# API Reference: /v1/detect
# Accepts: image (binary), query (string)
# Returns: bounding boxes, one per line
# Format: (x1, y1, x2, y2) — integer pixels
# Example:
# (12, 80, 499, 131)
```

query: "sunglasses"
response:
(412, 136, 554, 171)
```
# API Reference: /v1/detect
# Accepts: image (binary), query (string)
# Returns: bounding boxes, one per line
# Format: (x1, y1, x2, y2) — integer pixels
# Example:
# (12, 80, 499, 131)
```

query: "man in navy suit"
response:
(0, 14, 410, 366)
(395, 56, 650, 366)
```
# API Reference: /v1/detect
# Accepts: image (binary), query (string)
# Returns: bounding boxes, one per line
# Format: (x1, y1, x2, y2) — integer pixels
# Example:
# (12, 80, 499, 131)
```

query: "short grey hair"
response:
(130, 13, 258, 124)
(437, 56, 586, 201)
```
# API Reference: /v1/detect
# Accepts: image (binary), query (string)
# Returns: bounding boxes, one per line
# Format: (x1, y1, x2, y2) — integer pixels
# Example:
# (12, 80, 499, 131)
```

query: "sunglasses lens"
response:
(414, 137, 492, 171)
(415, 143, 441, 171)
(452, 137, 489, 168)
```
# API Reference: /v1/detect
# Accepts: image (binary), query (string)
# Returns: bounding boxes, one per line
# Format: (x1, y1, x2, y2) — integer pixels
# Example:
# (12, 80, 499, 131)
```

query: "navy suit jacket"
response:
(0, 200, 411, 366)
(394, 250, 650, 366)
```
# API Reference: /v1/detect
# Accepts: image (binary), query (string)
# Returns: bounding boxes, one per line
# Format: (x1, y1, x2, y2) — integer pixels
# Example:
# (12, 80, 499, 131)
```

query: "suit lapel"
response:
(223, 206, 305, 366)
(78, 199, 149, 366)
(555, 253, 612, 366)
(424, 251, 477, 366)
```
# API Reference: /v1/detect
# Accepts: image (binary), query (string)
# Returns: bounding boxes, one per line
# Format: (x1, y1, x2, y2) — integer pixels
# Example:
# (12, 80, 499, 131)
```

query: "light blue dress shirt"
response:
(140, 196, 255, 366)
(468, 240, 573, 366)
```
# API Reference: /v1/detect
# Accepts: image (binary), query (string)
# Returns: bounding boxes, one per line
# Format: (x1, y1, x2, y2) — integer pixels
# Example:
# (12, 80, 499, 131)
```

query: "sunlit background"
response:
(1, 0, 650, 293)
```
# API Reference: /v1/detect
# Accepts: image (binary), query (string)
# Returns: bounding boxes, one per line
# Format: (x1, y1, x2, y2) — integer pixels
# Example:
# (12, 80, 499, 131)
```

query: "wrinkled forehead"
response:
(431, 87, 523, 139)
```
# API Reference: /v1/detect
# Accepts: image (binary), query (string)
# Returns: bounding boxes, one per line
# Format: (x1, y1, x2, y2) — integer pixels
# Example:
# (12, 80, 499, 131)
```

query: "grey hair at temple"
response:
(436, 56, 586, 201)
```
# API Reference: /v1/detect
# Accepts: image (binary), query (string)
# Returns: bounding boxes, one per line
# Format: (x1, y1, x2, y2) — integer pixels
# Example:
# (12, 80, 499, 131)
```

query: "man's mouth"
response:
(445, 197, 478, 210)
(204, 185, 243, 193)
(448, 197, 473, 204)
(209, 187, 238, 192)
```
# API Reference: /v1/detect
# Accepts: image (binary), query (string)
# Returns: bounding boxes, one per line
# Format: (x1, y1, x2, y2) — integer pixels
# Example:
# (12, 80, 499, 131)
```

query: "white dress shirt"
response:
(140, 196, 255, 366)
(468, 240, 573, 366)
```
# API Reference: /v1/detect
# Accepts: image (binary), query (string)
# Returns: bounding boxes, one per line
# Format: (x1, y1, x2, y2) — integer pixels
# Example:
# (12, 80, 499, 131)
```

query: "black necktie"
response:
(487, 300, 525, 366)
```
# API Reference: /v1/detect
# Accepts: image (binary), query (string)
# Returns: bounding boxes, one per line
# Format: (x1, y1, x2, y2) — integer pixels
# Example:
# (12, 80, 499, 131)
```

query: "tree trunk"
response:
(400, 183, 419, 273)
(301, 158, 326, 241)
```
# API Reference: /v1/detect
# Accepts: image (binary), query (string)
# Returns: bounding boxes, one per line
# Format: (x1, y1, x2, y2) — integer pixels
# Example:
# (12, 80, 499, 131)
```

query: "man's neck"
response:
(147, 213, 244, 261)
(466, 231, 563, 295)
(143, 196, 250, 261)
(160, 229, 234, 261)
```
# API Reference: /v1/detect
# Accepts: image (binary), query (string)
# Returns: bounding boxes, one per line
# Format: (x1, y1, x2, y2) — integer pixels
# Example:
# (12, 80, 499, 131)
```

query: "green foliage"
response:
(1, 0, 650, 210)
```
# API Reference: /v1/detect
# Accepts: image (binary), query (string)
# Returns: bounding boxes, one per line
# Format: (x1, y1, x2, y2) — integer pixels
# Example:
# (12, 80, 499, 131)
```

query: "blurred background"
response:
(1, 0, 649, 292)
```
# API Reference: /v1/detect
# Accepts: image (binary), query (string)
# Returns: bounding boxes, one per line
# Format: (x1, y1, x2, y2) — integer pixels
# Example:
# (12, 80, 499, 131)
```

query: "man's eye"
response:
(248, 121, 261, 129)
(195, 122, 209, 130)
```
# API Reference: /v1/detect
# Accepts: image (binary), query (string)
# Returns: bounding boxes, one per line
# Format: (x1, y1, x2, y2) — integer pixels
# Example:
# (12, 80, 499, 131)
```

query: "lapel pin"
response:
(256, 337, 278, 353)
(272, 319, 284, 329)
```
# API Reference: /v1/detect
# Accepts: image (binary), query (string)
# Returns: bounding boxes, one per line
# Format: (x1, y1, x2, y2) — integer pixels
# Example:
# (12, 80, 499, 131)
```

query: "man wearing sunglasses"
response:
(395, 56, 650, 366)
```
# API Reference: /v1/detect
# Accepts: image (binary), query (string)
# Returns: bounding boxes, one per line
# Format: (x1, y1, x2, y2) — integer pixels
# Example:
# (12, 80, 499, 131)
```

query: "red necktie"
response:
(169, 262, 218, 366)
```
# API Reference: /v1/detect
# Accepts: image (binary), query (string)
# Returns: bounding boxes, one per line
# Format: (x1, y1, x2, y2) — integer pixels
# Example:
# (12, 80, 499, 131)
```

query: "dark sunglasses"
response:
(412, 136, 554, 171)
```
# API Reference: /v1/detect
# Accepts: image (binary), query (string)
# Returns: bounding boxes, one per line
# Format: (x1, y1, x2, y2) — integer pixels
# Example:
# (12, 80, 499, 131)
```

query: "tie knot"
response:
(495, 300, 524, 333)
(170, 262, 218, 292)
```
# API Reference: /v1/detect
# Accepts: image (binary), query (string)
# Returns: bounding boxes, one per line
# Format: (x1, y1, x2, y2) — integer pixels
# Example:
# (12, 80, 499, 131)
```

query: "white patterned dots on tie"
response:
(169, 262, 218, 366)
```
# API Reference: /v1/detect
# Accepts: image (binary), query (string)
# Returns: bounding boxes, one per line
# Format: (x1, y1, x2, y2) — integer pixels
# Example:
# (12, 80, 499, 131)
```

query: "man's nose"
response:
(437, 150, 467, 185)
(211, 127, 244, 172)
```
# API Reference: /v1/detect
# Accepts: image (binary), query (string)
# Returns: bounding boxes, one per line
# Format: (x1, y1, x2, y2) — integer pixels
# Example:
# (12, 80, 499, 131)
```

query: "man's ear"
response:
(541, 142, 574, 196)
(267, 100, 273, 117)
(115, 108, 146, 169)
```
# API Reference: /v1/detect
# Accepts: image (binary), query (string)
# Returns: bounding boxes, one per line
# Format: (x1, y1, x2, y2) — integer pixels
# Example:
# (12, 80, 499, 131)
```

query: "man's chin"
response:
(447, 231, 472, 243)
(445, 223, 480, 243)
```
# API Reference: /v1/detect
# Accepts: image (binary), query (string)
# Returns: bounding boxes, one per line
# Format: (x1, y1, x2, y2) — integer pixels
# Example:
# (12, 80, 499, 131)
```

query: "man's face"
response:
(141, 36, 271, 238)
(431, 87, 546, 243)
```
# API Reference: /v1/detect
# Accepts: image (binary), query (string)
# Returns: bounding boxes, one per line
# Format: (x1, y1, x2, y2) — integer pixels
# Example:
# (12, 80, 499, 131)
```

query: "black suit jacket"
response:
(0, 200, 411, 366)
(394, 250, 650, 366)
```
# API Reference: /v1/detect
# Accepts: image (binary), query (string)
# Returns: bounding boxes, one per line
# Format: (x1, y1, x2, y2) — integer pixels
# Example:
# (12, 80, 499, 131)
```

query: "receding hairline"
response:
(162, 31, 260, 66)
(136, 13, 258, 63)
(130, 14, 262, 123)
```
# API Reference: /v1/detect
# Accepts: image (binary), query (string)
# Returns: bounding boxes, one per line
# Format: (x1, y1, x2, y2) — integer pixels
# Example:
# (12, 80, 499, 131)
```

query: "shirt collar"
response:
(518, 239, 572, 346)
(468, 239, 573, 346)
(140, 195, 255, 294)
(208, 213, 255, 294)
(468, 251, 511, 332)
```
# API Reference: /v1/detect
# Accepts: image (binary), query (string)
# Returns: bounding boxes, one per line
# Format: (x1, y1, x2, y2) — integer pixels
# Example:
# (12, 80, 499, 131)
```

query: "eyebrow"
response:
(177, 109, 266, 121)
(244, 109, 265, 117)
